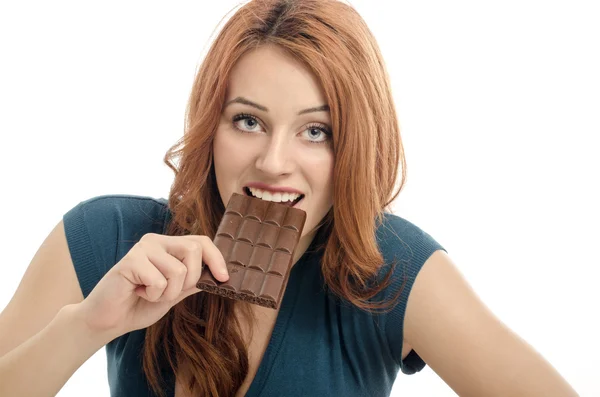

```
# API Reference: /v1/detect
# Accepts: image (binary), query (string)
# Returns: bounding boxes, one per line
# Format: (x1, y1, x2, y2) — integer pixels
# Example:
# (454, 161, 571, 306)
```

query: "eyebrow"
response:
(225, 96, 330, 115)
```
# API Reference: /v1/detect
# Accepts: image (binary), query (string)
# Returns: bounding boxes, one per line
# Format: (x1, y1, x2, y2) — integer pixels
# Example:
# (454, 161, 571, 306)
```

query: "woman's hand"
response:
(75, 233, 228, 339)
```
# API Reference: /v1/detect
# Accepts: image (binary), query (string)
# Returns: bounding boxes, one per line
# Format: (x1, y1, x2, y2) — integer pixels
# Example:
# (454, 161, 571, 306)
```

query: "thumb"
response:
(173, 286, 202, 306)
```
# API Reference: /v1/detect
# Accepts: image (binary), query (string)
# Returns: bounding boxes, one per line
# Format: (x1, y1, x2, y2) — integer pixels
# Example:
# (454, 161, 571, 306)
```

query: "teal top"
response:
(63, 194, 447, 397)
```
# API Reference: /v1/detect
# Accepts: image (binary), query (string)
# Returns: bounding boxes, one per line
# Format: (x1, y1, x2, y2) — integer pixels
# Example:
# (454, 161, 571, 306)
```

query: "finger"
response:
(177, 236, 206, 289)
(145, 246, 188, 302)
(119, 256, 168, 302)
(140, 234, 202, 292)
(142, 234, 229, 285)
(183, 235, 229, 282)
(184, 235, 229, 289)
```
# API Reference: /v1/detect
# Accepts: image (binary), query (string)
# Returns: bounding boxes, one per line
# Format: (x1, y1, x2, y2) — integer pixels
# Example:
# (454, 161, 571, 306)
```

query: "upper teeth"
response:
(248, 187, 301, 203)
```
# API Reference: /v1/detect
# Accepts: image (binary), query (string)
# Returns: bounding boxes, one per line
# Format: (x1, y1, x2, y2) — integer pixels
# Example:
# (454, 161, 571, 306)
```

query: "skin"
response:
(213, 44, 334, 262)
(404, 250, 579, 396)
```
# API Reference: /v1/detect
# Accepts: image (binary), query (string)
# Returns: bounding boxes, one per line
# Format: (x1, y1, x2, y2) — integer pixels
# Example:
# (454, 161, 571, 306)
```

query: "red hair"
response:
(143, 1, 407, 395)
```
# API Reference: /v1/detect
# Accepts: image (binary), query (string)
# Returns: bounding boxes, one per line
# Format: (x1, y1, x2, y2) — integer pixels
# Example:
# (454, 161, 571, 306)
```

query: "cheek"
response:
(214, 130, 248, 175)
(213, 134, 226, 165)
(310, 151, 334, 181)
(213, 131, 241, 203)
(302, 149, 334, 198)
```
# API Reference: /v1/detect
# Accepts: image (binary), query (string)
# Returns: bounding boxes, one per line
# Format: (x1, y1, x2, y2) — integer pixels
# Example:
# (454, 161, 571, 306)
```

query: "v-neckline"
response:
(167, 239, 321, 397)
(242, 253, 306, 396)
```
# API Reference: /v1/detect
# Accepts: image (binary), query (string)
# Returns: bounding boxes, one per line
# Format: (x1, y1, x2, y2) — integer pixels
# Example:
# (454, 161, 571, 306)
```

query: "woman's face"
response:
(213, 44, 334, 253)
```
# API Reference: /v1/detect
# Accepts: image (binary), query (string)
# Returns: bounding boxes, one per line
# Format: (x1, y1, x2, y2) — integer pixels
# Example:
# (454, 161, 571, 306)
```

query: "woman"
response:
(0, 0, 579, 396)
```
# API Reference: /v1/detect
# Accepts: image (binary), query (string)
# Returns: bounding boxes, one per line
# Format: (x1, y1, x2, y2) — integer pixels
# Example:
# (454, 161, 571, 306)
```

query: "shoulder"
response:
(62, 194, 170, 297)
(64, 194, 170, 237)
(373, 211, 447, 303)
(64, 193, 169, 222)
(375, 212, 446, 271)
(373, 212, 447, 374)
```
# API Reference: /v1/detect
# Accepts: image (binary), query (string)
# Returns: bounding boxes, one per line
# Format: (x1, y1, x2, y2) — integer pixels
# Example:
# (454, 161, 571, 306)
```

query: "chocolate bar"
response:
(196, 192, 306, 309)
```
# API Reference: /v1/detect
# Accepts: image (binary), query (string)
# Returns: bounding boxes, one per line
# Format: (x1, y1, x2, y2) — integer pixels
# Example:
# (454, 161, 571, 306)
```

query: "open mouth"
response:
(243, 187, 304, 207)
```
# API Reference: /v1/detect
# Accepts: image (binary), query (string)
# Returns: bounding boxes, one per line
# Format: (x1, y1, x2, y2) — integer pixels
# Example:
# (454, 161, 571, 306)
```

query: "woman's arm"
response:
(404, 250, 579, 396)
(0, 303, 114, 397)
(0, 220, 112, 396)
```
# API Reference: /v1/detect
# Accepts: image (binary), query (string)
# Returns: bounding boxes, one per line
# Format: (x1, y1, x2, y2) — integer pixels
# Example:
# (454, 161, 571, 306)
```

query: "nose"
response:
(254, 131, 295, 176)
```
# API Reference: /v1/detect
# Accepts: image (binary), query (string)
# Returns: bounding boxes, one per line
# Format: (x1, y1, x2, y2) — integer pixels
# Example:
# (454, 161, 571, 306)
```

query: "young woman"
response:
(0, 1, 578, 396)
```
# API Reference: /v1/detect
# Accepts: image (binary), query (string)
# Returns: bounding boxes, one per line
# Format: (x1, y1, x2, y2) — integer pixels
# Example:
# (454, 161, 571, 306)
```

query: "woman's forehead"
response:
(226, 45, 328, 112)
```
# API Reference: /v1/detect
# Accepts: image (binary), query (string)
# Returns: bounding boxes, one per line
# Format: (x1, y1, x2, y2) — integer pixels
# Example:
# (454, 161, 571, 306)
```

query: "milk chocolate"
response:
(196, 192, 306, 309)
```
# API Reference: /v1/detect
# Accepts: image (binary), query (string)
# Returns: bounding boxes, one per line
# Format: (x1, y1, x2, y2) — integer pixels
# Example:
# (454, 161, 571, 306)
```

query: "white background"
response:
(1, 0, 598, 395)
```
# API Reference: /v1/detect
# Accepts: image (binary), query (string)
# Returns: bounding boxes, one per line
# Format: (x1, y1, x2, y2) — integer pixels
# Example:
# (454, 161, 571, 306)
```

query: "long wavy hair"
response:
(142, 0, 407, 395)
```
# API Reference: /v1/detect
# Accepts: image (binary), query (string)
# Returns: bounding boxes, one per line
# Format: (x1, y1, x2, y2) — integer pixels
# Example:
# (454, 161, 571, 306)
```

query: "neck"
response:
(292, 228, 318, 266)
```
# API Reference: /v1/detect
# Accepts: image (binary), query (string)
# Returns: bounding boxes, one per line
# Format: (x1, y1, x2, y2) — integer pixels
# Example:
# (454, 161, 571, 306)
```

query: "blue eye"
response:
(231, 113, 332, 144)
(232, 113, 262, 132)
(304, 124, 331, 144)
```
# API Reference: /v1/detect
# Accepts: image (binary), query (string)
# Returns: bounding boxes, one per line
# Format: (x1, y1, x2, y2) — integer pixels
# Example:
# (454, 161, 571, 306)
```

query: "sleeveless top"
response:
(63, 194, 447, 396)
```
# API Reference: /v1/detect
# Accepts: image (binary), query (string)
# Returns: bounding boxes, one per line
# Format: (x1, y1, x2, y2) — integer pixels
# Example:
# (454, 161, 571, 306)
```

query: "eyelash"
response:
(231, 113, 332, 144)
